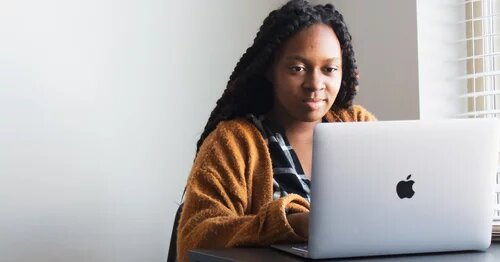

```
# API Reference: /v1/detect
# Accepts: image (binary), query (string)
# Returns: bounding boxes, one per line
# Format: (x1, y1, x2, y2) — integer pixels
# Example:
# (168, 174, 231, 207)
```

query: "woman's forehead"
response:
(277, 24, 342, 62)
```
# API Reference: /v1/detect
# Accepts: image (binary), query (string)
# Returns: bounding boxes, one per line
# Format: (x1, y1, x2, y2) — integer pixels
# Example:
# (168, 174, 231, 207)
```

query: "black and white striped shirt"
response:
(247, 114, 311, 202)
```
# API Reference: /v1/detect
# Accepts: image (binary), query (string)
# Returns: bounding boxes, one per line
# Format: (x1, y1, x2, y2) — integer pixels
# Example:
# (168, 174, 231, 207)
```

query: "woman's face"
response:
(270, 23, 342, 124)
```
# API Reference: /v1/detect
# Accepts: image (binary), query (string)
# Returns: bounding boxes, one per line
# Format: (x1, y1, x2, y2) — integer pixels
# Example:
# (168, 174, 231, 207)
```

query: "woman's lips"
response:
(303, 98, 326, 110)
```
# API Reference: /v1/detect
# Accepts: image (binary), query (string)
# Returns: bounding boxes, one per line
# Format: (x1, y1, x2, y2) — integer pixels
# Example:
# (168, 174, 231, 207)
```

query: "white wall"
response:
(313, 0, 420, 120)
(0, 0, 465, 261)
(417, 0, 467, 119)
(0, 0, 286, 261)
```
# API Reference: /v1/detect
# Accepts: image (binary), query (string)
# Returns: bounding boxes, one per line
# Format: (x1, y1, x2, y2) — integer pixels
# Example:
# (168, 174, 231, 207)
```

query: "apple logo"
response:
(396, 175, 415, 199)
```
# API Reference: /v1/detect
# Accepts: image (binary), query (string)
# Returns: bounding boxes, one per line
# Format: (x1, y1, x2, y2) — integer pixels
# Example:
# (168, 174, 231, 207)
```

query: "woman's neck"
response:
(266, 110, 320, 180)
(266, 110, 320, 138)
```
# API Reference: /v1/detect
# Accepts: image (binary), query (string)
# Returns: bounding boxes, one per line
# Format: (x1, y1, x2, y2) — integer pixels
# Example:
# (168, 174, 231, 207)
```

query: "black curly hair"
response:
(196, 0, 358, 153)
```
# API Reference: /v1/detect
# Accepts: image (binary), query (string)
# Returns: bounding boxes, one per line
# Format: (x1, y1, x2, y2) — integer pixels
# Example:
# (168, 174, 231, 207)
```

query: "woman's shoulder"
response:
(325, 105, 377, 122)
(200, 117, 265, 152)
(212, 117, 261, 139)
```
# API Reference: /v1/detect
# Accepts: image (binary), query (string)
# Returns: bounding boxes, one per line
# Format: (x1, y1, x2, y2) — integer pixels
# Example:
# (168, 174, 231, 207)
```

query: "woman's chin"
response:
(297, 111, 328, 123)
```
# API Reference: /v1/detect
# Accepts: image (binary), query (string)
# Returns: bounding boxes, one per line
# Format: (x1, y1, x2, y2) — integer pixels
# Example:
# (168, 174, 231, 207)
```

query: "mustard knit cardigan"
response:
(177, 105, 376, 262)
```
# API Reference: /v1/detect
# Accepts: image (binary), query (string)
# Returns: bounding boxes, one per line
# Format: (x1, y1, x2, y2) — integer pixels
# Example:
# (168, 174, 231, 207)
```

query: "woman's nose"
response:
(303, 69, 326, 91)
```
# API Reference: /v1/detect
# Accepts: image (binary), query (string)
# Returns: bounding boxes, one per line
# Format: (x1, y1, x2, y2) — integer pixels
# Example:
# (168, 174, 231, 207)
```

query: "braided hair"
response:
(196, 0, 358, 153)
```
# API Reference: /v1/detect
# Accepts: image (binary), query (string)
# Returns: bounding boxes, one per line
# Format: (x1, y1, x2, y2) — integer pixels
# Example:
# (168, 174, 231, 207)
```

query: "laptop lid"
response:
(308, 119, 500, 259)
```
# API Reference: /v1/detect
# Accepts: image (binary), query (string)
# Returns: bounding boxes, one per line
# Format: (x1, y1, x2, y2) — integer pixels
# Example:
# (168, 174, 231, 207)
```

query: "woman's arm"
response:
(177, 120, 309, 262)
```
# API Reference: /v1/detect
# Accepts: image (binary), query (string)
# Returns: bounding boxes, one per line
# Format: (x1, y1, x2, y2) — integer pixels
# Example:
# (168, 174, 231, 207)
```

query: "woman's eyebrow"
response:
(325, 57, 342, 63)
(285, 55, 341, 63)
(285, 55, 308, 62)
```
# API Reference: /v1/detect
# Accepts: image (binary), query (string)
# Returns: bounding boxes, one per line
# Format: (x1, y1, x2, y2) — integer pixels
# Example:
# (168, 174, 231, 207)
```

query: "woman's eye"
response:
(289, 66, 305, 72)
(324, 67, 338, 73)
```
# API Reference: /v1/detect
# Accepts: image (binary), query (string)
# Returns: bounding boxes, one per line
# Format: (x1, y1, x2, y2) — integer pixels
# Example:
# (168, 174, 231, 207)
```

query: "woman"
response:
(176, 0, 376, 261)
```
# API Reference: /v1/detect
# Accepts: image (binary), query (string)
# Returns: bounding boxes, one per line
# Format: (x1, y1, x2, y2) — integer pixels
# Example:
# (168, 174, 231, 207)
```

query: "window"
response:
(462, 0, 500, 222)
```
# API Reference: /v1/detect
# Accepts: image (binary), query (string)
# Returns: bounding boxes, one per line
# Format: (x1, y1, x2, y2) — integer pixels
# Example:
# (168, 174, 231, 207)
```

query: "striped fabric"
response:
(247, 114, 311, 202)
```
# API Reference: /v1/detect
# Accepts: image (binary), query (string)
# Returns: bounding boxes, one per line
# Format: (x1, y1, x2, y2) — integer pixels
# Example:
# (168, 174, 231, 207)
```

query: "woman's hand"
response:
(286, 212, 309, 239)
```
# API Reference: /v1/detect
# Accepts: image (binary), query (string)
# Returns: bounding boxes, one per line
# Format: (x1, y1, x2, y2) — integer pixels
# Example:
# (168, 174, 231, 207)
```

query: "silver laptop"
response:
(272, 119, 500, 259)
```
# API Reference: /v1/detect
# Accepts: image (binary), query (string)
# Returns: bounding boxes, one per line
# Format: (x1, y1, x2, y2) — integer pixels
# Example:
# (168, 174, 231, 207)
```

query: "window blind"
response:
(460, 0, 500, 222)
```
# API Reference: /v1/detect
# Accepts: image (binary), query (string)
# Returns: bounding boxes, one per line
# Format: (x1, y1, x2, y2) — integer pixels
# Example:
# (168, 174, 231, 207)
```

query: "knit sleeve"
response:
(352, 105, 377, 121)
(176, 120, 309, 262)
(326, 105, 377, 122)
